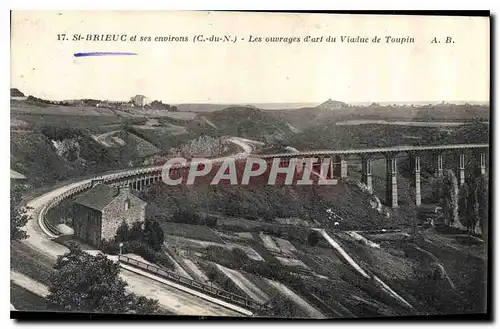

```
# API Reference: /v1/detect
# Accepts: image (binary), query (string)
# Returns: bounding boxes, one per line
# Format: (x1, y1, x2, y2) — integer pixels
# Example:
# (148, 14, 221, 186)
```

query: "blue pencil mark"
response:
(74, 52, 138, 57)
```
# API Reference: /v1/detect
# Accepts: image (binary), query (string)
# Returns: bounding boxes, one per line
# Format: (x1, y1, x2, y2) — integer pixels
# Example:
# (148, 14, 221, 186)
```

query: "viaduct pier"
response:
(258, 143, 489, 208)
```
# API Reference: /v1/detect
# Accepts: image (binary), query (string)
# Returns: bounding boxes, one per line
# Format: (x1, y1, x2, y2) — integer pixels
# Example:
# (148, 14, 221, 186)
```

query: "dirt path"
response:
(346, 231, 380, 249)
(162, 249, 193, 279)
(228, 137, 253, 154)
(182, 259, 209, 282)
(316, 229, 369, 278)
(91, 130, 121, 147)
(215, 264, 269, 304)
(265, 279, 324, 319)
(259, 232, 280, 252)
(24, 180, 90, 257)
(227, 137, 265, 155)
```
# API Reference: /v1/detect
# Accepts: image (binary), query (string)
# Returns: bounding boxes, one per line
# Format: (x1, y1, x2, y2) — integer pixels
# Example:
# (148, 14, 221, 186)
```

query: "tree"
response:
(150, 100, 170, 111)
(458, 182, 477, 233)
(115, 221, 130, 243)
(11, 88, 25, 97)
(440, 170, 463, 229)
(47, 243, 160, 314)
(475, 176, 489, 238)
(11, 184, 30, 241)
(263, 295, 298, 318)
(129, 221, 144, 242)
(307, 231, 321, 247)
(144, 220, 164, 251)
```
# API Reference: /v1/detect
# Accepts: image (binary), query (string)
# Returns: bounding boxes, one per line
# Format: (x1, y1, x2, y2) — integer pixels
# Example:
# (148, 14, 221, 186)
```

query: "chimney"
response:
(117, 184, 132, 196)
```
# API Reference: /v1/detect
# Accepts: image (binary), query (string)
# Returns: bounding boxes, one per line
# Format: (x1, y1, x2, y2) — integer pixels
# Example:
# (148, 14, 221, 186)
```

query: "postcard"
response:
(10, 11, 490, 319)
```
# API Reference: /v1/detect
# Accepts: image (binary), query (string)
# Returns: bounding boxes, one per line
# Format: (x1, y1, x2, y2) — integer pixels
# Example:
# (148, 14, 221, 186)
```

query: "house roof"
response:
(74, 183, 146, 212)
(73, 184, 120, 211)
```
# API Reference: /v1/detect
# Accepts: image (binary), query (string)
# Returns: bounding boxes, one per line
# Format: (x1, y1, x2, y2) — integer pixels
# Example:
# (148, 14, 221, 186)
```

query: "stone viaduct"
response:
(40, 143, 489, 237)
(258, 143, 489, 208)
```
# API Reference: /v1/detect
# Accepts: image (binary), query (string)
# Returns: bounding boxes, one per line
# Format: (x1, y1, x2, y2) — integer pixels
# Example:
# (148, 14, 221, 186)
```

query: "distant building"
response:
(131, 95, 147, 108)
(72, 182, 147, 247)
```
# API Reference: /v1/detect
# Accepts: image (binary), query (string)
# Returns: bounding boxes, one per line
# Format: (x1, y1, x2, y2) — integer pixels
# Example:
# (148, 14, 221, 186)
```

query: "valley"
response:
(10, 95, 489, 318)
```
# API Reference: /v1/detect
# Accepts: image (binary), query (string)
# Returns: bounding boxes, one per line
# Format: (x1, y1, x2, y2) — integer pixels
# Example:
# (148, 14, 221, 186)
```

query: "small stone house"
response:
(72, 183, 147, 247)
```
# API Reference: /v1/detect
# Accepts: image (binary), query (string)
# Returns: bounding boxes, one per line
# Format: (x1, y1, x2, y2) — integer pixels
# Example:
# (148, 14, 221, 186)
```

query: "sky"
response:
(11, 11, 490, 104)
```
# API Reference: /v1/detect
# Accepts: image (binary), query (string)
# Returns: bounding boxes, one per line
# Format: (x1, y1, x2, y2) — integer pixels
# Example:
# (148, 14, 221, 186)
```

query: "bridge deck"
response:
(257, 143, 489, 158)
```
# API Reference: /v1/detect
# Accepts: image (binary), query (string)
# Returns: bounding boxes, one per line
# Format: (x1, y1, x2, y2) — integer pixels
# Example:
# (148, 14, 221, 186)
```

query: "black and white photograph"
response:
(9, 11, 490, 320)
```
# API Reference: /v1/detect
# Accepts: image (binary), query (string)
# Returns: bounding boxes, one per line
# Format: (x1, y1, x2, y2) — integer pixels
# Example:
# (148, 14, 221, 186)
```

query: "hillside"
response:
(188, 106, 294, 142)
(271, 101, 490, 132)
(10, 129, 123, 187)
(11, 88, 25, 97)
(137, 170, 485, 317)
(317, 99, 348, 111)
(288, 118, 489, 151)
(144, 165, 406, 232)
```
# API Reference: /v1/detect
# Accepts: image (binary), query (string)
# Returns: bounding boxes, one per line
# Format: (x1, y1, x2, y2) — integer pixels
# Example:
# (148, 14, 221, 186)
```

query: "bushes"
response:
(40, 126, 80, 141)
(260, 225, 310, 244)
(457, 175, 489, 236)
(143, 220, 164, 251)
(307, 231, 321, 246)
(132, 243, 174, 270)
(101, 219, 174, 270)
(166, 210, 219, 232)
(170, 209, 219, 228)
(115, 221, 130, 244)
(261, 294, 302, 318)
(144, 179, 391, 233)
(159, 221, 222, 242)
(169, 135, 235, 159)
(171, 209, 203, 225)
(102, 239, 174, 271)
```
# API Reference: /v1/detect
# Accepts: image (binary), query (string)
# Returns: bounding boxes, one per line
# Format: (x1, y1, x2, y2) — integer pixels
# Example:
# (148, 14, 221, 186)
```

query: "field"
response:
(12, 101, 130, 117)
(10, 241, 56, 286)
(160, 222, 224, 243)
(11, 100, 196, 120)
(11, 113, 135, 133)
(132, 123, 188, 136)
(216, 215, 309, 232)
(10, 283, 48, 311)
(164, 233, 265, 262)
(124, 126, 192, 150)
